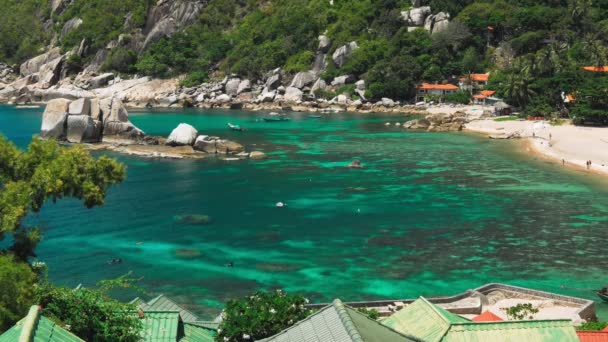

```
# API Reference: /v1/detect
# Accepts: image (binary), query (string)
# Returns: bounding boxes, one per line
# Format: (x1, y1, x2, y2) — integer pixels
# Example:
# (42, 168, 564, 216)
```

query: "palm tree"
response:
(583, 35, 608, 69)
(505, 60, 536, 107)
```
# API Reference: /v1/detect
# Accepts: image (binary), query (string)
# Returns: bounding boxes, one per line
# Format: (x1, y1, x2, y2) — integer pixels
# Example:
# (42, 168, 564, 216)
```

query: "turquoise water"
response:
(2, 104, 608, 319)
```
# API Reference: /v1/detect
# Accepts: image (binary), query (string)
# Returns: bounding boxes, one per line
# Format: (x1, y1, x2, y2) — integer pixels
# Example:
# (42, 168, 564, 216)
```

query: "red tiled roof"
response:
(582, 66, 608, 72)
(480, 90, 496, 96)
(470, 73, 490, 82)
(473, 95, 487, 99)
(417, 83, 459, 90)
(472, 311, 503, 322)
(577, 330, 608, 342)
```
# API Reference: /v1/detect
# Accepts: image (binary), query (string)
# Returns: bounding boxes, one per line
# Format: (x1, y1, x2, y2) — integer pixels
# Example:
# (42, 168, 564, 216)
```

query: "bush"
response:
(314, 88, 336, 100)
(502, 303, 539, 320)
(578, 321, 608, 331)
(445, 91, 471, 104)
(101, 47, 137, 73)
(0, 255, 37, 331)
(356, 308, 380, 320)
(284, 51, 316, 73)
(217, 290, 310, 341)
(180, 71, 209, 88)
(35, 280, 142, 342)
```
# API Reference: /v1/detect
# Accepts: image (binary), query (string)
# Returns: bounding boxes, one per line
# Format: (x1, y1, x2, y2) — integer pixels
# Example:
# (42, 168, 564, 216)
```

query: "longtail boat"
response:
(597, 287, 608, 302)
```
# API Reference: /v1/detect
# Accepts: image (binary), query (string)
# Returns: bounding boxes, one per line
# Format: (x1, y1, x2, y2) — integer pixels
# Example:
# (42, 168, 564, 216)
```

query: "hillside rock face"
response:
(20, 48, 62, 77)
(332, 42, 358, 68)
(141, 0, 206, 52)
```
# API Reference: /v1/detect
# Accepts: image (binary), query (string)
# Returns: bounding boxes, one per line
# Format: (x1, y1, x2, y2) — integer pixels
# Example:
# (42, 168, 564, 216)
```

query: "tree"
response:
(35, 278, 142, 342)
(0, 136, 125, 260)
(217, 290, 311, 342)
(0, 255, 37, 331)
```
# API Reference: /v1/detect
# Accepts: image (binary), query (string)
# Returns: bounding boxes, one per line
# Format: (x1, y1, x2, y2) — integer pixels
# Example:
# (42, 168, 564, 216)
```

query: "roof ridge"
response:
(342, 303, 425, 342)
(149, 294, 199, 321)
(257, 302, 340, 341)
(19, 305, 40, 342)
(333, 299, 365, 342)
(419, 297, 453, 325)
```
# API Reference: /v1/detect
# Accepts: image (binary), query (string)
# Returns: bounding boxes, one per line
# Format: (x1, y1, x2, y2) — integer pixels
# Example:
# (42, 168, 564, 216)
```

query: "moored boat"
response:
(596, 286, 608, 302)
(263, 116, 290, 122)
(228, 123, 244, 131)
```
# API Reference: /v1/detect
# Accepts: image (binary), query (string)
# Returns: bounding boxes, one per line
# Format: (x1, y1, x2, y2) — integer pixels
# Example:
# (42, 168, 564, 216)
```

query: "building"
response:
(416, 83, 460, 103)
(459, 73, 490, 93)
(472, 90, 497, 105)
(577, 327, 608, 342)
(0, 306, 84, 342)
(259, 299, 418, 342)
(381, 297, 580, 342)
(582, 66, 608, 72)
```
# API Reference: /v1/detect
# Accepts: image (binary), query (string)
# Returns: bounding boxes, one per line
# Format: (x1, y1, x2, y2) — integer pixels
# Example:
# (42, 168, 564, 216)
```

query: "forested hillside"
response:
(1, 0, 608, 121)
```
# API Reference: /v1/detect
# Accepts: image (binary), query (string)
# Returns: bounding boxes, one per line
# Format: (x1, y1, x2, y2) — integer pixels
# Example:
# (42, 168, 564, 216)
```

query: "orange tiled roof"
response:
(470, 73, 490, 81)
(472, 311, 503, 322)
(473, 94, 487, 99)
(577, 330, 608, 342)
(418, 83, 459, 90)
(480, 90, 496, 96)
(582, 66, 608, 72)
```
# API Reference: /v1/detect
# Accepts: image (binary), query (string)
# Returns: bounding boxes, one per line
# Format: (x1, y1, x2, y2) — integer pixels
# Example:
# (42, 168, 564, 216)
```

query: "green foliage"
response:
(356, 307, 380, 320)
(0, 255, 37, 331)
(0, 136, 126, 260)
(494, 116, 518, 122)
(180, 71, 209, 88)
(101, 48, 137, 74)
(313, 87, 336, 100)
(35, 279, 142, 342)
(284, 51, 316, 73)
(0, 0, 50, 63)
(217, 290, 311, 341)
(502, 303, 539, 320)
(578, 321, 608, 331)
(445, 91, 471, 104)
(59, 0, 148, 52)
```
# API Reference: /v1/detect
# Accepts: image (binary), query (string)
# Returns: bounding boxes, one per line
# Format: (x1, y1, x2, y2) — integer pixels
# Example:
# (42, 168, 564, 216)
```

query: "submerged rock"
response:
(173, 214, 213, 225)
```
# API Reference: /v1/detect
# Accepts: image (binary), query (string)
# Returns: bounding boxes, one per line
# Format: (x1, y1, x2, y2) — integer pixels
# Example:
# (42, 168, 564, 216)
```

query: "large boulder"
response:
(167, 123, 198, 146)
(318, 35, 331, 53)
(381, 98, 396, 107)
(225, 78, 241, 96)
(283, 87, 303, 102)
(430, 12, 450, 34)
(355, 80, 366, 91)
(259, 88, 276, 102)
(62, 18, 83, 38)
(99, 97, 144, 137)
(141, 0, 205, 51)
(331, 75, 355, 87)
(401, 6, 431, 26)
(68, 98, 91, 116)
(311, 78, 327, 93)
(40, 98, 71, 139)
(332, 42, 359, 68)
(215, 94, 232, 103)
(88, 73, 115, 89)
(265, 74, 281, 90)
(37, 56, 64, 89)
(20, 48, 62, 77)
(237, 79, 251, 94)
(290, 71, 316, 89)
(193, 135, 244, 154)
(67, 116, 102, 143)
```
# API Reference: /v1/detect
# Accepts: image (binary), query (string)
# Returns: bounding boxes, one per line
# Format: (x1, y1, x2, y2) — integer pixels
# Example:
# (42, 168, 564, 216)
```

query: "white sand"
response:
(464, 118, 608, 176)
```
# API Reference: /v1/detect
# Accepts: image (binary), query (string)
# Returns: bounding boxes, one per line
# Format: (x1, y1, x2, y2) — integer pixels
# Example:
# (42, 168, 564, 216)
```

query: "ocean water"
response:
(2, 104, 608, 319)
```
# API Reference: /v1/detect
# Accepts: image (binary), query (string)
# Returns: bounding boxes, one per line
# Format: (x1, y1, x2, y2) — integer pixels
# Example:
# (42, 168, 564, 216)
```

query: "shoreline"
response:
(463, 119, 608, 178)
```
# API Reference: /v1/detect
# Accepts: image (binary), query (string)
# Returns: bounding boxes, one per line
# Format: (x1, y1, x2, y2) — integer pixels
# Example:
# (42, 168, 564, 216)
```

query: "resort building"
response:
(415, 83, 460, 103)
(459, 73, 490, 93)
(577, 327, 608, 342)
(582, 66, 608, 72)
(472, 90, 497, 105)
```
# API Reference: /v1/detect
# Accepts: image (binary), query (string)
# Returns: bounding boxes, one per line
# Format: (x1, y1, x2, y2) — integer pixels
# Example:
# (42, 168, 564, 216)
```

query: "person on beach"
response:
(562, 159, 565, 166)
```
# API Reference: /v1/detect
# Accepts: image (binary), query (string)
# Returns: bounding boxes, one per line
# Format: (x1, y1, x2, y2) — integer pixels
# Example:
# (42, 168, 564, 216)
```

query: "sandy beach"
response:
(463, 117, 608, 176)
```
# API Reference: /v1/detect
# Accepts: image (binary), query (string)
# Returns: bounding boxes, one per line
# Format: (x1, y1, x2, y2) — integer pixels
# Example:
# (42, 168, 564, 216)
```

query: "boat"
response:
(308, 115, 322, 118)
(263, 116, 290, 122)
(228, 123, 244, 131)
(596, 286, 608, 302)
(15, 105, 40, 109)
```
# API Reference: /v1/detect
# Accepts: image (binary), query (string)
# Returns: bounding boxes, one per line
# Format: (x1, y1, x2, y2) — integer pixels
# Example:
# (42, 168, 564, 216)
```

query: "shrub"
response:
(502, 303, 539, 320)
(180, 71, 209, 88)
(445, 91, 471, 104)
(101, 47, 137, 73)
(0, 255, 37, 331)
(217, 290, 311, 341)
(578, 321, 608, 331)
(356, 308, 380, 320)
(284, 51, 316, 73)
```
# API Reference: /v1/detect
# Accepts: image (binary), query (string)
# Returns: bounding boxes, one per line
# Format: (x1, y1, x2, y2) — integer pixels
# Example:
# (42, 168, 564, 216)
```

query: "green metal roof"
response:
(0, 306, 84, 342)
(179, 323, 216, 342)
(139, 311, 180, 342)
(140, 295, 199, 323)
(382, 297, 579, 342)
(382, 297, 469, 342)
(260, 299, 418, 342)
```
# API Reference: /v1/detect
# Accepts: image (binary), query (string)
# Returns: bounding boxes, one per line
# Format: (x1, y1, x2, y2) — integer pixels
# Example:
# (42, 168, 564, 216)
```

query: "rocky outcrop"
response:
(225, 78, 241, 96)
(167, 123, 198, 146)
(331, 75, 355, 87)
(403, 112, 467, 132)
(332, 42, 358, 68)
(425, 12, 450, 34)
(141, 0, 206, 51)
(40, 99, 71, 139)
(402, 6, 431, 26)
(318, 35, 331, 53)
(99, 96, 144, 137)
(20, 48, 62, 77)
(67, 115, 102, 143)
(193, 135, 244, 154)
(62, 18, 83, 38)
(284, 87, 303, 102)
(290, 71, 316, 89)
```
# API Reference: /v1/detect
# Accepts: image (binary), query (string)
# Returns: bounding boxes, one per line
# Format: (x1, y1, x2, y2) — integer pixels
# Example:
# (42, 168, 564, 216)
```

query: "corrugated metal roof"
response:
(144, 295, 199, 323)
(260, 299, 416, 342)
(139, 311, 180, 342)
(444, 320, 579, 342)
(382, 297, 469, 342)
(179, 323, 216, 342)
(577, 330, 608, 342)
(0, 310, 83, 342)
